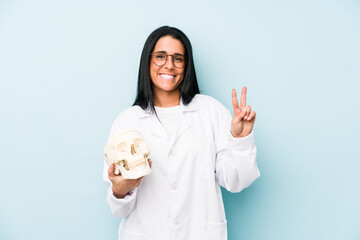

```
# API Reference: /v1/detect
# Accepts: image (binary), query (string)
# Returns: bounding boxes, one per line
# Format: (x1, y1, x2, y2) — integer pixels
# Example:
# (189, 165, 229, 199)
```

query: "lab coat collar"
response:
(136, 96, 199, 143)
(136, 95, 199, 119)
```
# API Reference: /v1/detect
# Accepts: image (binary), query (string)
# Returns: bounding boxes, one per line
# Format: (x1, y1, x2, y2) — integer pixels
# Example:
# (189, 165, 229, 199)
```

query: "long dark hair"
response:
(133, 26, 199, 112)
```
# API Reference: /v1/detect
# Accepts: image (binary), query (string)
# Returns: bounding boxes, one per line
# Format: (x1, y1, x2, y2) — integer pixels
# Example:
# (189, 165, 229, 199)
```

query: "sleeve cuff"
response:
(108, 187, 137, 203)
(228, 131, 255, 150)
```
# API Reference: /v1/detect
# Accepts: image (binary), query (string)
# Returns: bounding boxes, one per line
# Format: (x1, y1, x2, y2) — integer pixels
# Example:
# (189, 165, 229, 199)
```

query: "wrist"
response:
(231, 130, 247, 138)
(112, 187, 129, 199)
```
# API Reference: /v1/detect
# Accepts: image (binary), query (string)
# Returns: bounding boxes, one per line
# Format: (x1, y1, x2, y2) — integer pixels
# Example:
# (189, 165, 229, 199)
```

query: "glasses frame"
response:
(150, 52, 187, 69)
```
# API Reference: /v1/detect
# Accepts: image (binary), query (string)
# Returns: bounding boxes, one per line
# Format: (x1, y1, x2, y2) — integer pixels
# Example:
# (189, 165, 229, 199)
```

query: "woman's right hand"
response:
(108, 159, 152, 199)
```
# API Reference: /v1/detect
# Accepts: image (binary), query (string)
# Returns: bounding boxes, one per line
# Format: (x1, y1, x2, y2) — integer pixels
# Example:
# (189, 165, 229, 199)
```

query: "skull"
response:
(104, 129, 151, 179)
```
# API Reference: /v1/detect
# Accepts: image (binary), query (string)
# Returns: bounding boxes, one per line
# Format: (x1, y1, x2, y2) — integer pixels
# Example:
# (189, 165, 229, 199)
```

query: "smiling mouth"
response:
(159, 74, 175, 80)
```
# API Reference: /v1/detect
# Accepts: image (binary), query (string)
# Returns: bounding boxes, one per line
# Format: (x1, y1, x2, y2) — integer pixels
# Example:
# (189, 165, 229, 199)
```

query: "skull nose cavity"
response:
(131, 144, 136, 155)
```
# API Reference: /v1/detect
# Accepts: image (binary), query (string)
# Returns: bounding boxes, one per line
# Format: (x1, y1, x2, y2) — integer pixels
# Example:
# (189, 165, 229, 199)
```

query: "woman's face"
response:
(150, 36, 185, 96)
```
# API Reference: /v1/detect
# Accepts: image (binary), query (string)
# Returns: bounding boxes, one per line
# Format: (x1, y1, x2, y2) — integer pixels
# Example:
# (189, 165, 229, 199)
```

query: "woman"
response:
(103, 26, 260, 240)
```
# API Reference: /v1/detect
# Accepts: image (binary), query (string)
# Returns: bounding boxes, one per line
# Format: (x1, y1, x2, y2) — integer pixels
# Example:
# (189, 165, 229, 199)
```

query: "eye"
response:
(174, 55, 184, 63)
(155, 53, 166, 59)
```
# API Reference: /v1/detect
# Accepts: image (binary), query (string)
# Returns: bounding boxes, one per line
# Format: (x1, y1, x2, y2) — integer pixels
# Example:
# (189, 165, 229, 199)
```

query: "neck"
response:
(153, 89, 181, 107)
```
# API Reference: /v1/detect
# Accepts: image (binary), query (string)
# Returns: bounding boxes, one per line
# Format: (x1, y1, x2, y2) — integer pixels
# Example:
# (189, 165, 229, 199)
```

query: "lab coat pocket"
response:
(200, 142, 216, 180)
(205, 220, 227, 240)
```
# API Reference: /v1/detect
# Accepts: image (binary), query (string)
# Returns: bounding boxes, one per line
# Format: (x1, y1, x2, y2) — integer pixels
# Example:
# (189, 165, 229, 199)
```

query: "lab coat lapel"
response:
(136, 107, 169, 140)
(168, 112, 190, 148)
(168, 97, 198, 149)
(152, 115, 169, 140)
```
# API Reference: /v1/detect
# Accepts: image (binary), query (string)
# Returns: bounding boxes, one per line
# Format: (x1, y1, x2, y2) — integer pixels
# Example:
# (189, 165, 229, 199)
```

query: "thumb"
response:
(148, 158, 153, 168)
(108, 163, 115, 177)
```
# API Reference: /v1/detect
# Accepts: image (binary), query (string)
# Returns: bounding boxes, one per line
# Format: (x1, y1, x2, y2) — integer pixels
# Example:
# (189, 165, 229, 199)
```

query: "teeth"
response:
(119, 159, 146, 171)
(160, 74, 174, 79)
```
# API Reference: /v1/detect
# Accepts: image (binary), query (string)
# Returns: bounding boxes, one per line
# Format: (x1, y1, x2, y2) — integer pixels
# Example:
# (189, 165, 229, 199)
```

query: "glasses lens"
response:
(153, 53, 166, 66)
(173, 54, 185, 68)
(152, 53, 186, 68)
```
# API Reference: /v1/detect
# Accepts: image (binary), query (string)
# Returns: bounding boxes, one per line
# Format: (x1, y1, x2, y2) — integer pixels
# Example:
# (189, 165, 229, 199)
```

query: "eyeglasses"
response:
(150, 52, 186, 68)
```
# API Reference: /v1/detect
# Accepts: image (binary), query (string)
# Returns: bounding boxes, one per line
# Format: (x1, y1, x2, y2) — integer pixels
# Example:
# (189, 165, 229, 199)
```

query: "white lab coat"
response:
(103, 94, 260, 240)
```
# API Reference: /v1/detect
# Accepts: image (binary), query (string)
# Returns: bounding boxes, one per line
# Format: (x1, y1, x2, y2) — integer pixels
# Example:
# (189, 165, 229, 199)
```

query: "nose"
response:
(131, 144, 136, 155)
(164, 55, 175, 69)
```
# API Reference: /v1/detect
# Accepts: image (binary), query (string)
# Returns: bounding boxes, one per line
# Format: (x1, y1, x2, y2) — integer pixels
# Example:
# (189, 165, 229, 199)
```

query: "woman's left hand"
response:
(231, 86, 256, 138)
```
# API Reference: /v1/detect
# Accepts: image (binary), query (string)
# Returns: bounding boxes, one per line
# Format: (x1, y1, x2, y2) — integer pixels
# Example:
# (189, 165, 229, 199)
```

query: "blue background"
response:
(1, 0, 359, 239)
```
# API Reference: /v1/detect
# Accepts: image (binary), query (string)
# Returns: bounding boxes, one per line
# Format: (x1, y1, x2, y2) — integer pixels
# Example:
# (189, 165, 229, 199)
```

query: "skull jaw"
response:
(107, 158, 151, 179)
(120, 163, 151, 179)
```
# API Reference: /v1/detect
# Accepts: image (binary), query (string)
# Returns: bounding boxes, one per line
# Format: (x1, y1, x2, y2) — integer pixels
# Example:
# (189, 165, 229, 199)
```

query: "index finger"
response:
(240, 86, 247, 108)
(232, 89, 240, 111)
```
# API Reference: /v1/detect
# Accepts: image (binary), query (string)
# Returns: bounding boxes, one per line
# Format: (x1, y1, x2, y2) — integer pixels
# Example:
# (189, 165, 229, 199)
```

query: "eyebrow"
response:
(154, 51, 184, 56)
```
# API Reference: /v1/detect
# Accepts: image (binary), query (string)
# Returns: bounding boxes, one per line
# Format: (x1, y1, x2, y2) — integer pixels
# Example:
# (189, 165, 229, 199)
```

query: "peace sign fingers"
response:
(232, 88, 246, 121)
(230, 86, 256, 138)
(232, 87, 247, 111)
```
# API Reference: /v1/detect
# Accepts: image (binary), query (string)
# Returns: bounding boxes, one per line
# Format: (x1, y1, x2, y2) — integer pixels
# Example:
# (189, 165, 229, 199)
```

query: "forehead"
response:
(153, 36, 185, 54)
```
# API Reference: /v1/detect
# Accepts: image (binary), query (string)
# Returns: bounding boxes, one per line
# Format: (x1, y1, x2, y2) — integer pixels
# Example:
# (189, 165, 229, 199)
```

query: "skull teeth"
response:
(120, 159, 146, 171)
(128, 160, 146, 170)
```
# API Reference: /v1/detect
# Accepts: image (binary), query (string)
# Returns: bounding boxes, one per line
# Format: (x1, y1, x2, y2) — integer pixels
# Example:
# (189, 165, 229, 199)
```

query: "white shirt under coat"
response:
(103, 94, 260, 240)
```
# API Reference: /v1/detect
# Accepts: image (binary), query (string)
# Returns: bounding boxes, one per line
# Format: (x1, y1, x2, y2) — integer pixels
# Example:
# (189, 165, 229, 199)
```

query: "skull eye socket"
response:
(116, 142, 128, 152)
(133, 138, 149, 154)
